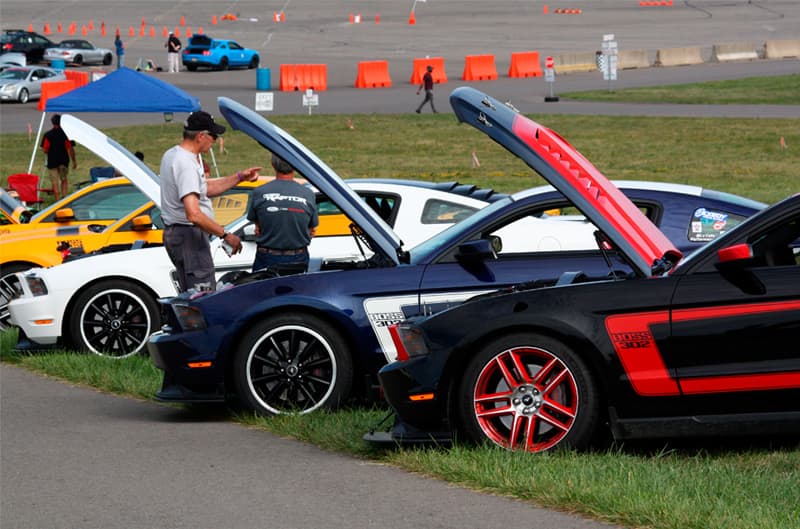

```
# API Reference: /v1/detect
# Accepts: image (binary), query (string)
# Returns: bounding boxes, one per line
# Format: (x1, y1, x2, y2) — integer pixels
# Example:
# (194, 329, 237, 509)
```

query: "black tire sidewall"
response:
(457, 332, 599, 452)
(233, 313, 353, 415)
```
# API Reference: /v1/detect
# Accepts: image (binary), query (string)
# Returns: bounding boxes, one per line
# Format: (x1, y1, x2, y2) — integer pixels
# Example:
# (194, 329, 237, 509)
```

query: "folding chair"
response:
(6, 173, 45, 206)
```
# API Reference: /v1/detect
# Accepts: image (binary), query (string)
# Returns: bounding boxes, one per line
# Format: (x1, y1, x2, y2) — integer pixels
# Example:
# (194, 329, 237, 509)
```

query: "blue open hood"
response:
(450, 87, 682, 276)
(218, 97, 404, 266)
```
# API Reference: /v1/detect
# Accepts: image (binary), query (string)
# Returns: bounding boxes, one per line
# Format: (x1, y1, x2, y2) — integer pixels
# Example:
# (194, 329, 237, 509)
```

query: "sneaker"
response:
(415, 109, 421, 114)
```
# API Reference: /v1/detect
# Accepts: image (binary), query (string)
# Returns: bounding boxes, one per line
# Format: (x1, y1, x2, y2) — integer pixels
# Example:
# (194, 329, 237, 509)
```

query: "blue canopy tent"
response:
(29, 67, 202, 173)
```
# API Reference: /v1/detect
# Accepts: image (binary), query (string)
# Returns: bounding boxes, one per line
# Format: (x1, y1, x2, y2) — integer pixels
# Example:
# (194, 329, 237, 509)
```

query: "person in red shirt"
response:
(40, 114, 77, 200)
(415, 65, 438, 114)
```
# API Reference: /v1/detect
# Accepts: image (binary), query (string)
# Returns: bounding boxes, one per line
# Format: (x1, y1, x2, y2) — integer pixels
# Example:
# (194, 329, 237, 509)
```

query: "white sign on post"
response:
(255, 92, 274, 112)
(600, 34, 618, 84)
(302, 88, 319, 115)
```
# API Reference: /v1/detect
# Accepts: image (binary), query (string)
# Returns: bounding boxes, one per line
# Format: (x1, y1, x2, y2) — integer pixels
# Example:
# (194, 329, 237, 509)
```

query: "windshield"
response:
(409, 195, 515, 264)
(0, 69, 27, 80)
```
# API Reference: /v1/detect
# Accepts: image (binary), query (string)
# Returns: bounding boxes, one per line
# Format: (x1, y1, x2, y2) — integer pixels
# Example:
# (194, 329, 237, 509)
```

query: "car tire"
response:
(68, 280, 159, 358)
(73, 54, 83, 65)
(186, 64, 197, 71)
(102, 53, 112, 65)
(248, 55, 259, 69)
(0, 263, 33, 331)
(457, 332, 600, 452)
(17, 88, 29, 104)
(217, 56, 229, 71)
(233, 313, 353, 415)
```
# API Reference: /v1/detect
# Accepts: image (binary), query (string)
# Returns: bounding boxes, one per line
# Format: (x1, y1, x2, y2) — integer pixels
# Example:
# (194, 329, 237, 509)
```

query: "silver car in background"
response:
(0, 66, 65, 103)
(43, 39, 113, 66)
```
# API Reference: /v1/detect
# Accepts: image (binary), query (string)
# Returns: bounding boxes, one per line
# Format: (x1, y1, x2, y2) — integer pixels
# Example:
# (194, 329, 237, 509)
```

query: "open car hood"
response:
(450, 87, 682, 276)
(218, 96, 403, 265)
(60, 115, 161, 205)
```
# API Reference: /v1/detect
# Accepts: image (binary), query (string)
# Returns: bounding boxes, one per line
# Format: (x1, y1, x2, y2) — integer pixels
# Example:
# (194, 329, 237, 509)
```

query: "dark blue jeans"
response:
(252, 250, 309, 276)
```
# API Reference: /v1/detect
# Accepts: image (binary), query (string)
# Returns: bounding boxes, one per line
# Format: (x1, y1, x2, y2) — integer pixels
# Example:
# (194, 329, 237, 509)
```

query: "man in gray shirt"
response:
(247, 154, 318, 275)
(160, 110, 261, 292)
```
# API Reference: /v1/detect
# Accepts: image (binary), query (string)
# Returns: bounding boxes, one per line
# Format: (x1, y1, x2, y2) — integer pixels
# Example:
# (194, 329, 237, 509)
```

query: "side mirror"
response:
(131, 215, 153, 231)
(716, 243, 764, 295)
(717, 243, 753, 264)
(54, 208, 75, 221)
(457, 235, 502, 261)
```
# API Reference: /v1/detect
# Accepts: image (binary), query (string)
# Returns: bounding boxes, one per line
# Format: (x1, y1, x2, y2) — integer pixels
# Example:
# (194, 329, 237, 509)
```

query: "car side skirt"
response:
(608, 408, 800, 439)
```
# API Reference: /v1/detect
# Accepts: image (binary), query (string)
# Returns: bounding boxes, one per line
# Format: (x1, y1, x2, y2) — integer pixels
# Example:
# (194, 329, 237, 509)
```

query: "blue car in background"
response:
(147, 90, 765, 418)
(182, 35, 259, 71)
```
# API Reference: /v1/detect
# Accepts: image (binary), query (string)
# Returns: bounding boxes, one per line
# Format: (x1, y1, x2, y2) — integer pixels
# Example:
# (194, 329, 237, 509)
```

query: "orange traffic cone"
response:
(180, 15, 186, 26)
(57, 21, 62, 33)
(197, 26, 204, 35)
(280, 11, 286, 22)
(28, 23, 33, 32)
(129, 26, 135, 37)
(349, 13, 354, 23)
(82, 25, 88, 36)
(174, 26, 181, 37)
(139, 25, 145, 36)
(186, 26, 192, 37)
(43, 23, 51, 35)
(375, 14, 380, 24)
(211, 15, 217, 25)
(88, 20, 94, 31)
(149, 26, 156, 38)
(162, 26, 168, 38)
(408, 10, 416, 24)
(100, 20, 106, 37)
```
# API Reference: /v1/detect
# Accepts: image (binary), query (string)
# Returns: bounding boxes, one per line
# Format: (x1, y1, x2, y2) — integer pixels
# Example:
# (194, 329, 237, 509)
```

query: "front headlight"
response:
(389, 322, 430, 361)
(172, 303, 207, 331)
(24, 275, 48, 297)
(0, 84, 18, 94)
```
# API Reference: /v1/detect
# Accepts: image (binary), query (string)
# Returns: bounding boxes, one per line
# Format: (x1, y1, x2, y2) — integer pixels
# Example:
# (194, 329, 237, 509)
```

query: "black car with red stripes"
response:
(371, 87, 800, 452)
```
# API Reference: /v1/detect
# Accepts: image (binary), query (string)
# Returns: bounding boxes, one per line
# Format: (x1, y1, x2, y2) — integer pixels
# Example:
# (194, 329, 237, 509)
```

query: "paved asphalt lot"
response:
(1, 0, 799, 130)
(0, 1, 798, 527)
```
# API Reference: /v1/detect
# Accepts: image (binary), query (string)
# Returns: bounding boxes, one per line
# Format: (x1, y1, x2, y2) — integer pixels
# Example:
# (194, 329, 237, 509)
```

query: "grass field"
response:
(1, 77, 799, 529)
(1, 112, 798, 207)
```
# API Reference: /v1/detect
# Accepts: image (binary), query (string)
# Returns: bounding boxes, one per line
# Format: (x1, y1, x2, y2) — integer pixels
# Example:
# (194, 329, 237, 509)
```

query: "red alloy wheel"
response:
(472, 346, 579, 452)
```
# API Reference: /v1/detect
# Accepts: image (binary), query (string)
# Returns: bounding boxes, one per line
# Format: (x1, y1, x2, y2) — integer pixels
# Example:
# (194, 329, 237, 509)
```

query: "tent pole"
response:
(208, 146, 220, 178)
(29, 112, 47, 174)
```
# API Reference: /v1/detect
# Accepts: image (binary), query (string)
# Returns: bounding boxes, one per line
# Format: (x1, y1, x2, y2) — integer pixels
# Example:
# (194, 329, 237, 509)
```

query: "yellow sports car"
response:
(0, 179, 267, 277)
(0, 177, 150, 236)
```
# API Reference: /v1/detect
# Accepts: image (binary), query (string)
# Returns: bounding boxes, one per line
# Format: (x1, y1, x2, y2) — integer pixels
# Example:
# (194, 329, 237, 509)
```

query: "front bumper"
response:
(8, 294, 62, 346)
(148, 329, 228, 404)
(376, 357, 450, 432)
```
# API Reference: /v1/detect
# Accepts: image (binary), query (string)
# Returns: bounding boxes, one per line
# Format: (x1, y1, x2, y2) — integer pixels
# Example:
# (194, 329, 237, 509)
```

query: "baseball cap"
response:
(184, 111, 226, 137)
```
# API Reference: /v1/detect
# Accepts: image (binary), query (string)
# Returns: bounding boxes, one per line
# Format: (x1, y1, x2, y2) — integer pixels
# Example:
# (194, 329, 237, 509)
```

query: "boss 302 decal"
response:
(606, 300, 800, 397)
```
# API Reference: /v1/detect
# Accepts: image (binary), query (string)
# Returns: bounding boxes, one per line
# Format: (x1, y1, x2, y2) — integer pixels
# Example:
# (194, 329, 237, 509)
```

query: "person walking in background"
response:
(415, 65, 437, 114)
(160, 111, 261, 293)
(114, 32, 124, 70)
(247, 153, 318, 276)
(41, 114, 77, 201)
(166, 31, 182, 73)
